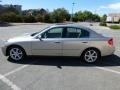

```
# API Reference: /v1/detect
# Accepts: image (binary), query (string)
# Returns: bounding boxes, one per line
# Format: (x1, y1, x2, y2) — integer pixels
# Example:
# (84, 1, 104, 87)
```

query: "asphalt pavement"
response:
(0, 23, 120, 90)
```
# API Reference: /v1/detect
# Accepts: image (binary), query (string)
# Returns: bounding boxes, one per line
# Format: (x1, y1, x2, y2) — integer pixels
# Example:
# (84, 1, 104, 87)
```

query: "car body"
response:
(1, 24, 115, 63)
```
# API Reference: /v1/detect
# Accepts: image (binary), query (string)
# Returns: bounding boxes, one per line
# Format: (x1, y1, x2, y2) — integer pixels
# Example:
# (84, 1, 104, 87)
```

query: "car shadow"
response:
(8, 54, 120, 69)
(0, 22, 12, 27)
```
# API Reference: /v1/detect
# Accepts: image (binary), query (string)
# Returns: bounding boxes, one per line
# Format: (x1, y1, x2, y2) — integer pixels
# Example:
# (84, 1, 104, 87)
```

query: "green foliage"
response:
(82, 11, 93, 21)
(0, 12, 23, 22)
(50, 8, 70, 23)
(44, 13, 52, 23)
(73, 11, 100, 22)
(22, 8, 48, 16)
(23, 15, 37, 23)
(101, 14, 107, 22)
(0, 7, 102, 23)
(99, 22, 107, 26)
(36, 13, 51, 23)
(99, 14, 107, 26)
(92, 14, 100, 22)
(109, 25, 120, 29)
(1, 5, 20, 14)
(36, 15, 44, 22)
(74, 11, 83, 22)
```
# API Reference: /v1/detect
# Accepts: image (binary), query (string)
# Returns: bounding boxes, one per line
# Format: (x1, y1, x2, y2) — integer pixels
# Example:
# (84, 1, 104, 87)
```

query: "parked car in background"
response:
(1, 24, 115, 63)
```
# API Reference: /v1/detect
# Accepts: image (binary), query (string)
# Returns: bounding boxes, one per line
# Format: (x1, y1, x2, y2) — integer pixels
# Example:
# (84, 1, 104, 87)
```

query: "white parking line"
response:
(0, 61, 38, 90)
(4, 65, 28, 77)
(0, 74, 21, 90)
(4, 61, 36, 77)
(1, 60, 120, 90)
(95, 66, 120, 75)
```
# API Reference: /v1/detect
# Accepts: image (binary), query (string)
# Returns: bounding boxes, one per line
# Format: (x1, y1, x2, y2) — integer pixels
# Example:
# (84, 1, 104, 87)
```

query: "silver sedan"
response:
(1, 25, 115, 63)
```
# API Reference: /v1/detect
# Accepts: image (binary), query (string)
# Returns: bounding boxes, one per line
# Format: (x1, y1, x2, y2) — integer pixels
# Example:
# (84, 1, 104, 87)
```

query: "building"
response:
(106, 13, 120, 23)
(0, 4, 22, 14)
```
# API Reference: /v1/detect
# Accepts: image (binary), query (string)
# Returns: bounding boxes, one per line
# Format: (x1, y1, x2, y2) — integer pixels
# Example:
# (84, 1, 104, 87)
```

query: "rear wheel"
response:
(8, 46, 26, 62)
(81, 48, 101, 63)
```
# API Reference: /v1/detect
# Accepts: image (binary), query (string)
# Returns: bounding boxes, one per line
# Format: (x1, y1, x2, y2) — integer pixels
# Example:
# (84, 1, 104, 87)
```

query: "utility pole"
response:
(71, 2, 75, 21)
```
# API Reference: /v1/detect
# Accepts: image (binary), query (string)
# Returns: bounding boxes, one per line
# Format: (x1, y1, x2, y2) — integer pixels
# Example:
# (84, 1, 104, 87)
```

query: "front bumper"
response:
(1, 46, 7, 56)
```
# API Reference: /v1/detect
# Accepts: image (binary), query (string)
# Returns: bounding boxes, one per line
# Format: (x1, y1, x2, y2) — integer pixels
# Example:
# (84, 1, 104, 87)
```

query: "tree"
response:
(82, 11, 93, 21)
(99, 14, 107, 26)
(92, 14, 100, 22)
(51, 8, 70, 23)
(44, 13, 51, 23)
(101, 14, 107, 22)
(22, 8, 48, 16)
(36, 15, 44, 22)
(23, 15, 37, 23)
(4, 5, 19, 14)
(0, 12, 23, 22)
(73, 11, 100, 22)
(74, 11, 84, 22)
(36, 10, 51, 23)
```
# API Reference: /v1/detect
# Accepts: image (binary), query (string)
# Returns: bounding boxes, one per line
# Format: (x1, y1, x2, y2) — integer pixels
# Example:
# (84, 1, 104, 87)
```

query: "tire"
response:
(81, 48, 101, 63)
(8, 46, 26, 62)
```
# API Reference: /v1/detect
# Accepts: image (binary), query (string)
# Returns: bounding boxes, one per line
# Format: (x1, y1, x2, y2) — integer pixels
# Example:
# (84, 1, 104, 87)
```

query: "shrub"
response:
(15, 15, 23, 22)
(44, 14, 51, 23)
(72, 17, 78, 22)
(109, 25, 120, 29)
(36, 15, 44, 22)
(36, 13, 51, 23)
(50, 8, 70, 23)
(23, 15, 37, 23)
(99, 22, 107, 26)
(0, 12, 23, 22)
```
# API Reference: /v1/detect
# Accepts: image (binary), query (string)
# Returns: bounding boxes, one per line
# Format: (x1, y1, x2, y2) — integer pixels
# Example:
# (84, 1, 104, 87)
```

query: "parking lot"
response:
(0, 23, 120, 90)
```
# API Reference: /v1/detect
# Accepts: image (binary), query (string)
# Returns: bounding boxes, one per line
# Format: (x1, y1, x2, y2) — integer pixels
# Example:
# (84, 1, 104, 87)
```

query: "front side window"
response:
(66, 27, 89, 38)
(41, 27, 63, 38)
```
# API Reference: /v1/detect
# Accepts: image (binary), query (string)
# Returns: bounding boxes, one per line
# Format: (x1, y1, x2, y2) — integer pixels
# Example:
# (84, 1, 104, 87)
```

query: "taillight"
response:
(108, 38, 113, 46)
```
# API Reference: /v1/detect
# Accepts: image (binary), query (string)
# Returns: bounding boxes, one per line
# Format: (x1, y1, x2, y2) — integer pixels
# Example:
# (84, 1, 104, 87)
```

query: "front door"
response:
(31, 27, 64, 56)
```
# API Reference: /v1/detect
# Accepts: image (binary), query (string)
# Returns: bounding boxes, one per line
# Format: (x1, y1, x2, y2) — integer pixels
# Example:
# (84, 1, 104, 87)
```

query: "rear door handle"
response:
(82, 42, 88, 43)
(54, 42, 61, 43)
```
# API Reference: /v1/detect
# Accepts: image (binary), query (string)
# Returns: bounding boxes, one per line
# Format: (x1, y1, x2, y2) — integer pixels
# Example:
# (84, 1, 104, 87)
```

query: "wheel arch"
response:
(6, 44, 26, 56)
(81, 47, 101, 57)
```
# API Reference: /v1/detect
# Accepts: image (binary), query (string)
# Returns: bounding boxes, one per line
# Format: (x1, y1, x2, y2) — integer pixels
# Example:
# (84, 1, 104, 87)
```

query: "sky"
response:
(1, 0, 120, 15)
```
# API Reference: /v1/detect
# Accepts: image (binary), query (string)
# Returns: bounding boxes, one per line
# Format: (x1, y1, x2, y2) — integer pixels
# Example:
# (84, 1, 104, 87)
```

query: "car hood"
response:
(7, 35, 34, 43)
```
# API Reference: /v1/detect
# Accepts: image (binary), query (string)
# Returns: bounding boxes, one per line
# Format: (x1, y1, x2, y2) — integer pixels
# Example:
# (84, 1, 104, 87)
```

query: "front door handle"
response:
(82, 42, 88, 43)
(54, 42, 61, 43)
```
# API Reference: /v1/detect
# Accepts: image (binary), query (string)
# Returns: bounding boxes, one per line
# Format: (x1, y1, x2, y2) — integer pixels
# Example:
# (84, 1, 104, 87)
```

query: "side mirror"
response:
(36, 35, 42, 41)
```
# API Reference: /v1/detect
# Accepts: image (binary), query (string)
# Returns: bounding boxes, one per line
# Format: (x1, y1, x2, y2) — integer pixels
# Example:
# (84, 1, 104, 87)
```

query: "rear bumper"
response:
(101, 46, 115, 56)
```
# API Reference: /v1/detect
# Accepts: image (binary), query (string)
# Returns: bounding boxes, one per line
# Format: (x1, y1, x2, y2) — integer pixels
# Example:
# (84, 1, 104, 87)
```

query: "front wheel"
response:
(81, 49, 101, 63)
(8, 46, 26, 62)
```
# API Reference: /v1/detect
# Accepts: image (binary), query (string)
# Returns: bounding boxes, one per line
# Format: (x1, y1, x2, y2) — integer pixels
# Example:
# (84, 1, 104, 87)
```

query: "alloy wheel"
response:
(84, 50, 98, 63)
(9, 48, 23, 61)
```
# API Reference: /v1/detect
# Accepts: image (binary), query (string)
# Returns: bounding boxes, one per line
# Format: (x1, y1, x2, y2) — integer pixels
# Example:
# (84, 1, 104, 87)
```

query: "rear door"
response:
(62, 27, 90, 56)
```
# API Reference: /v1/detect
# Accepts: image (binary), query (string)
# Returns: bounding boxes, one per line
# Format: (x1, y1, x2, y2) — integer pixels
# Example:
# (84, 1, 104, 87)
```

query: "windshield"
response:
(31, 26, 50, 36)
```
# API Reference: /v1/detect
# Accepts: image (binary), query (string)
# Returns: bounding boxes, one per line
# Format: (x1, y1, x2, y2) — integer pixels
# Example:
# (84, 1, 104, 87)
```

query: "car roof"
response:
(47, 24, 102, 37)
(49, 24, 92, 31)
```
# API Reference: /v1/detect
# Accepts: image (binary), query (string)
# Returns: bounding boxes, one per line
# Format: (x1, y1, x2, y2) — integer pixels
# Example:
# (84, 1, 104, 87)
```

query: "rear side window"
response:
(80, 29, 89, 38)
(66, 27, 89, 38)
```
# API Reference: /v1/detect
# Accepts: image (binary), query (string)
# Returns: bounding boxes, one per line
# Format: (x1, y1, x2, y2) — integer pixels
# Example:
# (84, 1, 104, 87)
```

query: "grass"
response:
(109, 25, 120, 30)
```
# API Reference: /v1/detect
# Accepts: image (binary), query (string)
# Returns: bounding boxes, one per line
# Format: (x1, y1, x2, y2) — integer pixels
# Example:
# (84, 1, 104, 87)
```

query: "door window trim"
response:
(63, 27, 90, 38)
(41, 27, 65, 39)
